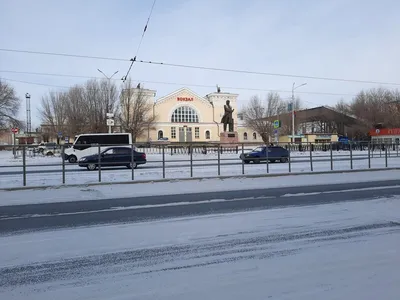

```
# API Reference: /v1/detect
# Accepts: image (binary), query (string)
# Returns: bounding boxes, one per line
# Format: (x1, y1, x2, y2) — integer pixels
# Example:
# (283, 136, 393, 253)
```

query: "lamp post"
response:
(25, 93, 31, 137)
(97, 69, 118, 133)
(291, 82, 307, 143)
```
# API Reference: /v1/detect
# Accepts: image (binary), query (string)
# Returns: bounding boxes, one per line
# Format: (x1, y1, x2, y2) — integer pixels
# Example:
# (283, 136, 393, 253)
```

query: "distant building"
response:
(124, 87, 261, 143)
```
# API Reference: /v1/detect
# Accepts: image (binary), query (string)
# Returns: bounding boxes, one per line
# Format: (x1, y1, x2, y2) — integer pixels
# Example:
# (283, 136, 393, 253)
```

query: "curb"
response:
(1, 167, 399, 192)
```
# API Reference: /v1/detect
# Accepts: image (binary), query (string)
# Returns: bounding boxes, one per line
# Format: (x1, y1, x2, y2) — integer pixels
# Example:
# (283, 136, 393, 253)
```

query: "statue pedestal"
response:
(220, 131, 239, 146)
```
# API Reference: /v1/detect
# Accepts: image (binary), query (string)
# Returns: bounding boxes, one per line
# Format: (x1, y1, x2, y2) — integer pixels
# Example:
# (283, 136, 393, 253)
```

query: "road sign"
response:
(273, 120, 281, 128)
(273, 129, 278, 135)
(58, 132, 63, 137)
(287, 103, 293, 112)
(65, 136, 69, 143)
(106, 119, 115, 126)
(11, 128, 19, 134)
(106, 113, 114, 118)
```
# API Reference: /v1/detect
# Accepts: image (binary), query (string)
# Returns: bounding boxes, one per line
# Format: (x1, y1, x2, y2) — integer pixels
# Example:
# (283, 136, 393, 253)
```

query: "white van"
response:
(63, 133, 132, 163)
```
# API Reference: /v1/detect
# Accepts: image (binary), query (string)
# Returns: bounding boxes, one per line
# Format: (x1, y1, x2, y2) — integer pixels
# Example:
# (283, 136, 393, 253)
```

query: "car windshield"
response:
(252, 146, 265, 152)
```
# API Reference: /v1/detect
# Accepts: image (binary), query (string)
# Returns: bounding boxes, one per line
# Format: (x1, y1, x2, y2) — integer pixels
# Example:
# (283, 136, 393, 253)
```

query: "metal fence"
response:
(0, 141, 398, 188)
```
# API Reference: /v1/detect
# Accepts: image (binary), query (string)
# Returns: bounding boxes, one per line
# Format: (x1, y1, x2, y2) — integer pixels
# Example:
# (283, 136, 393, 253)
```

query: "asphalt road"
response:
(1, 179, 400, 234)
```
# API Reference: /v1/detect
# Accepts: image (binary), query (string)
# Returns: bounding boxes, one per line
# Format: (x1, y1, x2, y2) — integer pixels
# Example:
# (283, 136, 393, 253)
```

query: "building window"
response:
(171, 127, 176, 139)
(243, 132, 248, 140)
(158, 130, 163, 140)
(205, 130, 211, 140)
(195, 127, 199, 139)
(253, 132, 257, 140)
(171, 106, 199, 123)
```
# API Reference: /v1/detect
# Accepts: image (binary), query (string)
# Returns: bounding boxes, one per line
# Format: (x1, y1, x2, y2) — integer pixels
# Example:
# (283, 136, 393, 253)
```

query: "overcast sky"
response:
(1, 0, 400, 127)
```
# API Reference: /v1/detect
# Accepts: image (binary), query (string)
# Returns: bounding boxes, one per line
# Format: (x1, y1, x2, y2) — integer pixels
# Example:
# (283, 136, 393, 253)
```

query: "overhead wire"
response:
(0, 70, 359, 97)
(137, 59, 400, 87)
(122, 0, 157, 82)
(1, 47, 400, 86)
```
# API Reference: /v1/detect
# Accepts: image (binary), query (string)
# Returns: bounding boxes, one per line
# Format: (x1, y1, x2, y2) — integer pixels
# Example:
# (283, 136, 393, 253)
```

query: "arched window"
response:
(243, 132, 248, 140)
(158, 130, 163, 140)
(171, 106, 199, 123)
(205, 130, 211, 140)
(253, 132, 257, 140)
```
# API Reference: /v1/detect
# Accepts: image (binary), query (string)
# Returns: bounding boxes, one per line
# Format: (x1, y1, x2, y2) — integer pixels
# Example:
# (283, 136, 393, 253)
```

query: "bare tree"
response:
(38, 91, 68, 142)
(82, 79, 118, 133)
(242, 93, 286, 143)
(65, 85, 88, 136)
(0, 80, 21, 128)
(118, 79, 156, 142)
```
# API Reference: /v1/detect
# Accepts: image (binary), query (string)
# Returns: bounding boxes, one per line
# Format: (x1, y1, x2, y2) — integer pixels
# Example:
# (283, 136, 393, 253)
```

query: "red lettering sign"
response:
(369, 128, 400, 136)
(177, 97, 193, 101)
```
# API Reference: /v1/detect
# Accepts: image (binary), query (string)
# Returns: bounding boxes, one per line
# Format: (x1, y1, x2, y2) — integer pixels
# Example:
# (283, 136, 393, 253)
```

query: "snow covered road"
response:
(1, 194, 400, 299)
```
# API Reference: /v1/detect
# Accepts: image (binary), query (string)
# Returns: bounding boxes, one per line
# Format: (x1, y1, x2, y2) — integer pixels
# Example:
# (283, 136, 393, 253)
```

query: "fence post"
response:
(330, 142, 333, 171)
(217, 145, 221, 176)
(98, 145, 101, 182)
(385, 147, 388, 168)
(190, 144, 193, 177)
(310, 143, 313, 172)
(368, 142, 371, 168)
(62, 145, 65, 184)
(162, 145, 166, 179)
(266, 145, 269, 173)
(241, 143, 245, 175)
(22, 146, 26, 186)
(288, 148, 291, 173)
(349, 141, 353, 170)
(131, 143, 135, 180)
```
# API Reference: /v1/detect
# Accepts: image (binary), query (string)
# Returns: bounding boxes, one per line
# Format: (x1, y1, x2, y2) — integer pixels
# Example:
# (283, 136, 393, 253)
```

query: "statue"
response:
(221, 100, 235, 132)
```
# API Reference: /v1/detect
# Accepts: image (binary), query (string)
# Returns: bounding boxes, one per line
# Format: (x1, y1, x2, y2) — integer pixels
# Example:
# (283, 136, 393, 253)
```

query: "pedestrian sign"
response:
(273, 120, 281, 128)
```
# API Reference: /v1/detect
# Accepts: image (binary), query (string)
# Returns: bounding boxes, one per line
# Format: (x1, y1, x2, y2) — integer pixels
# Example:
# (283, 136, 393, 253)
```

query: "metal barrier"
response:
(0, 141, 397, 188)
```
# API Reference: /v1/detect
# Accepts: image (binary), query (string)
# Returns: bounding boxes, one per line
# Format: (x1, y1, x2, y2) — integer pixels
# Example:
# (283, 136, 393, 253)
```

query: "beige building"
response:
(134, 87, 262, 143)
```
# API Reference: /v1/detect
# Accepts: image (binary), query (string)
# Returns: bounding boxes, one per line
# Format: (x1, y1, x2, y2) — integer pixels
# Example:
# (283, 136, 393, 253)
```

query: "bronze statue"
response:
(221, 100, 234, 132)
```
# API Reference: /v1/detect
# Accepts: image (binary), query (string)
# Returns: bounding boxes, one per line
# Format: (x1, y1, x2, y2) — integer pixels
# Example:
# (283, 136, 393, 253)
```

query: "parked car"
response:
(34, 142, 57, 154)
(240, 146, 289, 163)
(78, 146, 147, 170)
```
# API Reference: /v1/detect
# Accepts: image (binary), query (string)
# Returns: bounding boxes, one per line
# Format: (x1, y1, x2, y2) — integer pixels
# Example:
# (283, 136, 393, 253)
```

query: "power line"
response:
(122, 0, 157, 82)
(0, 48, 128, 62)
(2, 47, 400, 86)
(0, 70, 358, 97)
(137, 59, 400, 87)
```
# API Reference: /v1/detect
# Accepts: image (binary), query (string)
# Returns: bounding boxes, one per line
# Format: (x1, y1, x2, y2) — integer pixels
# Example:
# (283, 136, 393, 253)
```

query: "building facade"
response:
(134, 87, 262, 143)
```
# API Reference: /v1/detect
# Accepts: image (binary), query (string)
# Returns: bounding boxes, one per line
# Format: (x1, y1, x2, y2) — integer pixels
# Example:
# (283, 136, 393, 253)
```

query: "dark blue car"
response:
(240, 146, 289, 164)
(78, 146, 147, 171)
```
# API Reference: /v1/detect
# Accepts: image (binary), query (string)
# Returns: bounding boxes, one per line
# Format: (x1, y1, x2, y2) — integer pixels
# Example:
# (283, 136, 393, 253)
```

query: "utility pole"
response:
(291, 82, 307, 143)
(97, 69, 118, 133)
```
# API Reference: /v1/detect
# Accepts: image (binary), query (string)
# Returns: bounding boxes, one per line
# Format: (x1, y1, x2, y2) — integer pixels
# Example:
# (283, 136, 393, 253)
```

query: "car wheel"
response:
(280, 157, 288, 163)
(270, 159, 276, 163)
(87, 163, 96, 171)
(127, 162, 137, 169)
(253, 159, 260, 164)
(244, 160, 250, 164)
(46, 151, 54, 156)
(68, 155, 77, 163)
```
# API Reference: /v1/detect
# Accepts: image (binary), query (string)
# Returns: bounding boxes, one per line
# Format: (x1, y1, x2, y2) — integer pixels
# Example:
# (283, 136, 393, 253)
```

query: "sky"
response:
(1, 0, 400, 128)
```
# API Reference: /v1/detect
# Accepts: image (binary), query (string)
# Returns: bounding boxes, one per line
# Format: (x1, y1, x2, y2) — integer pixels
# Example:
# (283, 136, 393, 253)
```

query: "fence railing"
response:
(0, 142, 398, 188)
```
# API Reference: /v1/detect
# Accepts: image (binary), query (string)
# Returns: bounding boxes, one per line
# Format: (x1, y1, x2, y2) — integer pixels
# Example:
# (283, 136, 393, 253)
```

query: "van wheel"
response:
(87, 163, 97, 171)
(68, 155, 77, 163)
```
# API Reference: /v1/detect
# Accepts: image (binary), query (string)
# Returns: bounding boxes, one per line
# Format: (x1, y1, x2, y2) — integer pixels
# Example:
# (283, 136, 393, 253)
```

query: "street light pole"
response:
(97, 69, 118, 133)
(291, 82, 307, 143)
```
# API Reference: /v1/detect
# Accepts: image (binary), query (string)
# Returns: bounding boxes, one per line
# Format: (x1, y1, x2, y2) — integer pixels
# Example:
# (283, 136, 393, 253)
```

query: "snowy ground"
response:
(0, 149, 398, 188)
(1, 196, 399, 300)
